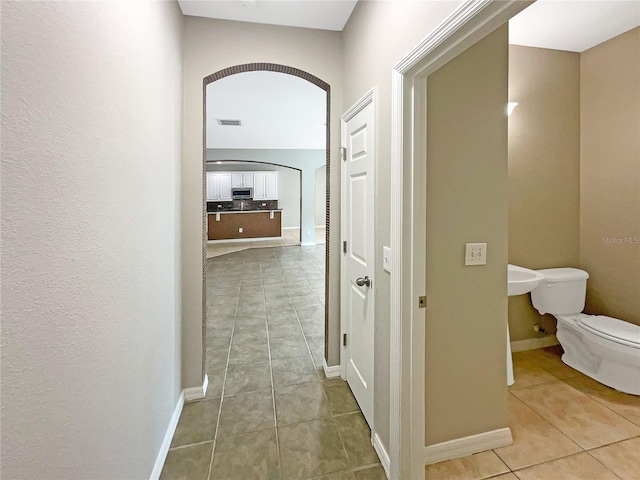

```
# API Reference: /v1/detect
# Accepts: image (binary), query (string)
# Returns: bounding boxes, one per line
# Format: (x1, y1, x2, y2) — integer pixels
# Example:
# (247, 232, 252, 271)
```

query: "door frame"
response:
(340, 87, 376, 426)
(388, 1, 532, 478)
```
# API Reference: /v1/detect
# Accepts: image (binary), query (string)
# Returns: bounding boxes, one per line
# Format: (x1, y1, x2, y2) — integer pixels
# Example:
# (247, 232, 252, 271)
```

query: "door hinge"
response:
(343, 333, 347, 346)
(341, 146, 347, 161)
(418, 296, 427, 308)
(343, 240, 347, 253)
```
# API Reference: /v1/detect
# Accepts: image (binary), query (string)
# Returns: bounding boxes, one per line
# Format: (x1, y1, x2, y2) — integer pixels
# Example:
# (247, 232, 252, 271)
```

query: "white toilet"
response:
(531, 268, 640, 395)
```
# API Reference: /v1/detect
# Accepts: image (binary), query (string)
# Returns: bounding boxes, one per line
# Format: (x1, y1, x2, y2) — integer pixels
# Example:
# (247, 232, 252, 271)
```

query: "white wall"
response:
(315, 165, 326, 227)
(181, 17, 342, 388)
(279, 169, 302, 229)
(1, 2, 183, 479)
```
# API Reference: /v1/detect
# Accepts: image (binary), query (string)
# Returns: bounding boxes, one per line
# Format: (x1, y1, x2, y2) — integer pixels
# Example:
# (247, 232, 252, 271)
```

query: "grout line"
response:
(583, 450, 625, 480)
(168, 439, 215, 451)
(206, 262, 240, 480)
(262, 251, 282, 477)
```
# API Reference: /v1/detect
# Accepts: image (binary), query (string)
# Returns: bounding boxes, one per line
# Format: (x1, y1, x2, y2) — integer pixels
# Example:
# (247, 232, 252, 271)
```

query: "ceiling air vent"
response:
(217, 119, 242, 126)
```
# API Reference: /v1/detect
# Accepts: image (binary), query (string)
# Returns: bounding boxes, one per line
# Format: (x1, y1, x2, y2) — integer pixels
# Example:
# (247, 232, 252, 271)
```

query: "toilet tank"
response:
(531, 268, 589, 315)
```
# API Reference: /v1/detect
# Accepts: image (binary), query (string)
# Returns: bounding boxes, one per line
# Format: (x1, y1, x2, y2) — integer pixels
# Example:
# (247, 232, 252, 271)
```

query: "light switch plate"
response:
(383, 246, 391, 273)
(465, 243, 487, 265)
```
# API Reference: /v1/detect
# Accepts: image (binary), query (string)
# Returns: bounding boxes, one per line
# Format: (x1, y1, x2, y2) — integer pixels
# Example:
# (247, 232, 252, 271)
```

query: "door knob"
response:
(355, 276, 371, 287)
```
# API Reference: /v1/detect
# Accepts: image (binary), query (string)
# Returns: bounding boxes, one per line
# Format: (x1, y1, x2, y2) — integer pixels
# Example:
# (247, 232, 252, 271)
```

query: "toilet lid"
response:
(577, 316, 640, 348)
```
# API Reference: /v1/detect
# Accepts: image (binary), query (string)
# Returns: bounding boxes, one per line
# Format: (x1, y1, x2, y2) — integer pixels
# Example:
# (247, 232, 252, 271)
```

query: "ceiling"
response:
(206, 71, 326, 150)
(177, 0, 357, 31)
(509, 0, 640, 52)
(200, 1, 639, 150)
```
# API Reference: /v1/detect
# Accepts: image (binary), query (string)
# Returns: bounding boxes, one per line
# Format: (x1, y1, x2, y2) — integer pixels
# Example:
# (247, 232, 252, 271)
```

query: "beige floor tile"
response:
(210, 428, 280, 480)
(279, 418, 350, 479)
(513, 452, 620, 480)
(169, 398, 220, 448)
(489, 474, 518, 480)
(160, 442, 213, 480)
(494, 394, 581, 470)
(333, 413, 379, 468)
(588, 437, 640, 480)
(563, 373, 640, 426)
(526, 346, 583, 380)
(512, 381, 640, 450)
(424, 451, 509, 480)
(353, 465, 387, 480)
(510, 351, 561, 390)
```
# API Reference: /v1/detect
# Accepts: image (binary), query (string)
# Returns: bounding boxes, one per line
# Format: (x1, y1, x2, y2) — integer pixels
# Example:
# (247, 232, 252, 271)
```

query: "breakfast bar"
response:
(207, 209, 282, 241)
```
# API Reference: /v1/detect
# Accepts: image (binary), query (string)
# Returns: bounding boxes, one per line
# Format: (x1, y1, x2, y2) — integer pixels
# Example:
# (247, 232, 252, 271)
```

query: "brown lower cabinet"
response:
(208, 211, 282, 241)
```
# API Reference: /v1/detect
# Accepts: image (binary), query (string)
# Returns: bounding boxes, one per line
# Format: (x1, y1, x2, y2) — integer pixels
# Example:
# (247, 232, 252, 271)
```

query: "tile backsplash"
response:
(207, 200, 279, 212)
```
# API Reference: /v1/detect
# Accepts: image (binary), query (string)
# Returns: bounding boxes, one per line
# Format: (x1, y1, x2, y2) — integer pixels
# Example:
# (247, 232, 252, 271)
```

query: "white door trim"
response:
(388, 1, 531, 478)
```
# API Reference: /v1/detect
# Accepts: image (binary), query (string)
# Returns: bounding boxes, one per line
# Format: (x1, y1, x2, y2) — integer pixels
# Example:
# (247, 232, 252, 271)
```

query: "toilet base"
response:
(556, 315, 640, 396)
(561, 353, 640, 395)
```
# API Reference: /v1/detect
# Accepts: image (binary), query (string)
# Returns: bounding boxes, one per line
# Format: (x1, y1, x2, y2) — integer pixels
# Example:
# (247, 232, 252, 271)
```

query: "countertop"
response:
(207, 209, 282, 214)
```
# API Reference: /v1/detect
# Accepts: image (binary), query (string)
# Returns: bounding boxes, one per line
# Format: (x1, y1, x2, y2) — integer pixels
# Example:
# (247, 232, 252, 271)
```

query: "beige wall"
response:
(182, 18, 343, 387)
(1, 1, 184, 478)
(580, 27, 640, 324)
(508, 46, 581, 340)
(343, 0, 464, 449)
(425, 25, 509, 445)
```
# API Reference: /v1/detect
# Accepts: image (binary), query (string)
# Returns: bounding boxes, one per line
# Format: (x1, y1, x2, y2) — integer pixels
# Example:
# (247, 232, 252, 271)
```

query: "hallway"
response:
(161, 245, 385, 479)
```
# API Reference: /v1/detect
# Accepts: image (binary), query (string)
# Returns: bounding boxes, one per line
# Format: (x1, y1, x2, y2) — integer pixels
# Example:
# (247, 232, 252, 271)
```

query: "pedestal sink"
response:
(506, 265, 545, 385)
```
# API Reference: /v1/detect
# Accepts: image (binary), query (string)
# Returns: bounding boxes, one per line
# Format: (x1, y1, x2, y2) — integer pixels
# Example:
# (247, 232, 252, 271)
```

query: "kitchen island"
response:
(207, 209, 282, 241)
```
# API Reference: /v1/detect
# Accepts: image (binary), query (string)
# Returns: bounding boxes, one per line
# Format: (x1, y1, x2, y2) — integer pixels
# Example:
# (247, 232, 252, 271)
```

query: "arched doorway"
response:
(201, 63, 331, 379)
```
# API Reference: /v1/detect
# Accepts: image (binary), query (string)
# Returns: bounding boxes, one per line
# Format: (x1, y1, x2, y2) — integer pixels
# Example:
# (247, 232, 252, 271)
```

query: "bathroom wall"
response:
(425, 24, 509, 445)
(580, 27, 640, 325)
(1, 1, 184, 478)
(507, 45, 581, 341)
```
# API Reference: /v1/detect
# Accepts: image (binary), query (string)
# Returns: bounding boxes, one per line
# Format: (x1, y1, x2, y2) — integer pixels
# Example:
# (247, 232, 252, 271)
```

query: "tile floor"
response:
(161, 245, 386, 480)
(425, 345, 640, 480)
(207, 227, 326, 259)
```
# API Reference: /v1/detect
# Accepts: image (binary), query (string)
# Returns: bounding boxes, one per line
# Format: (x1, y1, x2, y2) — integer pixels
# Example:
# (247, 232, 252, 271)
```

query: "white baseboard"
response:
(207, 237, 282, 244)
(184, 375, 208, 402)
(301, 242, 317, 247)
(282, 226, 300, 231)
(424, 428, 513, 465)
(511, 335, 559, 353)
(372, 431, 391, 479)
(150, 391, 185, 480)
(323, 358, 342, 378)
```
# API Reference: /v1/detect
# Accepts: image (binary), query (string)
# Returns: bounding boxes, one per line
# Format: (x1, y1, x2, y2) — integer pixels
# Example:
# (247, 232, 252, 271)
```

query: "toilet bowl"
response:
(531, 268, 640, 395)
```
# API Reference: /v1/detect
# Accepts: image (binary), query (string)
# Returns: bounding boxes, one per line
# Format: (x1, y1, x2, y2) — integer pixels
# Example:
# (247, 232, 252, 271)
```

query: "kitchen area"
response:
(206, 170, 286, 243)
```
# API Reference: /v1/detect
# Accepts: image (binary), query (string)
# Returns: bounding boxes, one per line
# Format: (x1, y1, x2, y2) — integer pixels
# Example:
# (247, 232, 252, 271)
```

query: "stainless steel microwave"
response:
(232, 188, 253, 200)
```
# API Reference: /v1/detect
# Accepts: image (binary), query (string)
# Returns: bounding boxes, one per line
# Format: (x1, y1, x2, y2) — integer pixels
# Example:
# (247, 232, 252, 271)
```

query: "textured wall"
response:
(182, 19, 343, 387)
(580, 27, 640, 324)
(508, 45, 581, 340)
(342, 0, 464, 450)
(1, 1, 183, 478)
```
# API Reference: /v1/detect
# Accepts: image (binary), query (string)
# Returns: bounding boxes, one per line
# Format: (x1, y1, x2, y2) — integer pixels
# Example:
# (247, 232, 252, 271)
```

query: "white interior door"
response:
(342, 93, 375, 428)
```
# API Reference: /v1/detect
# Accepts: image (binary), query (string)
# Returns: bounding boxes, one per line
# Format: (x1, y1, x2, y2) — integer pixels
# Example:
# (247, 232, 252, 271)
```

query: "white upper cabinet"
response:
(206, 172, 219, 201)
(207, 171, 277, 201)
(253, 172, 266, 200)
(265, 172, 278, 199)
(219, 173, 232, 200)
(232, 173, 254, 188)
